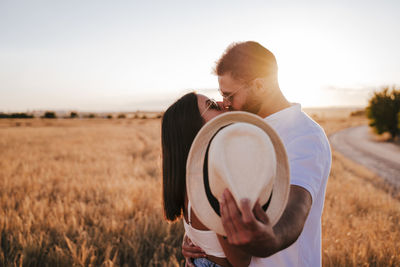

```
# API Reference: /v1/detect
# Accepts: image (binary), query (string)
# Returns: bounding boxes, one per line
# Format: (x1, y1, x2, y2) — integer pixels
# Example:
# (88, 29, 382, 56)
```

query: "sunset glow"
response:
(1, 0, 399, 111)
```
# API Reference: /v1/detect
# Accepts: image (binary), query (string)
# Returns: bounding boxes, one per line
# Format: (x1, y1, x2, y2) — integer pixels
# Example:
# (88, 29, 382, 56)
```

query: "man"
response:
(183, 41, 331, 266)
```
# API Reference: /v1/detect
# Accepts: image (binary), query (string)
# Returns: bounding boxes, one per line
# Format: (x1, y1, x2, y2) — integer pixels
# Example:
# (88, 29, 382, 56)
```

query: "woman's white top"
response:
(183, 201, 226, 258)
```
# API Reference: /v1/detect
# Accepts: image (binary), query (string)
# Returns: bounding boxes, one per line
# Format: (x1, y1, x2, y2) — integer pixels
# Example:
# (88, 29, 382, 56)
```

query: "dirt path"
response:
(329, 125, 400, 189)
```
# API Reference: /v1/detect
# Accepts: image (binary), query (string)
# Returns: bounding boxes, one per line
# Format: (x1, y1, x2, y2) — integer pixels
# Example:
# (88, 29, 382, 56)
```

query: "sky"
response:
(1, 0, 400, 112)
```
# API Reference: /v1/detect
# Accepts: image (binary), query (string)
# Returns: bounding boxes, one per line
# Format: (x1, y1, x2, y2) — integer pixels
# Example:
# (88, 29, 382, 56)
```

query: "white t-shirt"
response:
(249, 103, 332, 267)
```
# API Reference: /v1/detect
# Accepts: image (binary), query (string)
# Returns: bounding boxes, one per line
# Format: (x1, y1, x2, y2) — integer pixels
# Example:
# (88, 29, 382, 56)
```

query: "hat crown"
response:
(208, 123, 276, 211)
(186, 111, 290, 236)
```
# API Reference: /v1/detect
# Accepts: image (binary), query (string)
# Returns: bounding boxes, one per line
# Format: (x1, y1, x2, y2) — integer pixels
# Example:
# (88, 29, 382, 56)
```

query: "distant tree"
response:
(366, 86, 400, 140)
(0, 113, 34, 119)
(117, 113, 126, 119)
(82, 113, 96, 119)
(398, 111, 400, 131)
(350, 109, 366, 117)
(106, 114, 113, 119)
(70, 112, 78, 118)
(12, 113, 34, 118)
(42, 111, 57, 119)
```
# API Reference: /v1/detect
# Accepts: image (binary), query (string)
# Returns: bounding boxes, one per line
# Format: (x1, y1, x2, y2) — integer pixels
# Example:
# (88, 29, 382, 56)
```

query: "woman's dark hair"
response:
(161, 92, 204, 221)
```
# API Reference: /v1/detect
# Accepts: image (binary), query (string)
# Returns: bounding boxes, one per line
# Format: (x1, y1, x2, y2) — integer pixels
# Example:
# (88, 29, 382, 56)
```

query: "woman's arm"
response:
(184, 194, 251, 266)
(217, 235, 251, 267)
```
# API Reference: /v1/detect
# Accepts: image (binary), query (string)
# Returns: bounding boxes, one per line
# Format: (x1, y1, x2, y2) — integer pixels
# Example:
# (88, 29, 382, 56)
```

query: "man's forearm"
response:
(274, 186, 312, 250)
(242, 186, 312, 257)
(219, 186, 312, 258)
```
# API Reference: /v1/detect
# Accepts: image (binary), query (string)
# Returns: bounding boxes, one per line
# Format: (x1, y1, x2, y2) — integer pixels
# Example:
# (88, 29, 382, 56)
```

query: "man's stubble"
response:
(241, 87, 263, 115)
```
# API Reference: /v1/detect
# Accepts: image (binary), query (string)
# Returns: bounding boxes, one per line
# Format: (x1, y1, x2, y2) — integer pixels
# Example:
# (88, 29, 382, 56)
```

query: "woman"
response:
(161, 92, 251, 267)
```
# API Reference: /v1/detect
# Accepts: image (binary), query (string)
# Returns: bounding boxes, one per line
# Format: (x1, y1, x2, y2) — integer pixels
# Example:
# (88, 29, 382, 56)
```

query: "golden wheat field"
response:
(1, 110, 399, 267)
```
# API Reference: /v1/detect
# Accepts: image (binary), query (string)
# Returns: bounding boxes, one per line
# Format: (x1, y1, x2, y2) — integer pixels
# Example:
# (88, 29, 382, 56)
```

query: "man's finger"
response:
(224, 189, 244, 225)
(253, 202, 269, 224)
(220, 190, 237, 242)
(223, 189, 252, 244)
(240, 199, 258, 229)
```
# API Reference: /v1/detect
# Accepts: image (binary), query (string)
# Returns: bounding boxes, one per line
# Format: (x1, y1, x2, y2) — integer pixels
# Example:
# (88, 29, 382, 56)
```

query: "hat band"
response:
(203, 125, 273, 217)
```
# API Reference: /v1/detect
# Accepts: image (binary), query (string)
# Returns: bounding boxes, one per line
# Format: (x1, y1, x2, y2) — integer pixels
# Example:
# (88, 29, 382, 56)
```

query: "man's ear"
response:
(252, 77, 267, 93)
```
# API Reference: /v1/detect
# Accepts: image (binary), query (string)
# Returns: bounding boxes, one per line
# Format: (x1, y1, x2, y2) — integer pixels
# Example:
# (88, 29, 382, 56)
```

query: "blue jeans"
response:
(193, 258, 223, 267)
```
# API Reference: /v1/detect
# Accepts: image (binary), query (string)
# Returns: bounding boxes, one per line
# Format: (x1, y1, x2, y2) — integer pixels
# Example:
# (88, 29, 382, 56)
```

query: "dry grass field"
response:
(312, 110, 400, 266)
(1, 110, 399, 266)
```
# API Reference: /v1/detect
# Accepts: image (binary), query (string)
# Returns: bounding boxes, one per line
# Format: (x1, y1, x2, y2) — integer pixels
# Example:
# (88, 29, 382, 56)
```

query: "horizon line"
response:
(0, 105, 367, 114)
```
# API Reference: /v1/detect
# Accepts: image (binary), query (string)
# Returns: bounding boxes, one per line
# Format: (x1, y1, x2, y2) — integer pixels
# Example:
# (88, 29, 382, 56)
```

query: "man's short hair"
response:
(214, 41, 278, 82)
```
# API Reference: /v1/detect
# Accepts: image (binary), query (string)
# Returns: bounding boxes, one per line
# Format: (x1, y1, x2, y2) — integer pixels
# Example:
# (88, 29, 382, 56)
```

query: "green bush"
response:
(82, 113, 97, 119)
(0, 113, 34, 119)
(70, 112, 78, 119)
(42, 112, 57, 119)
(398, 111, 400, 130)
(350, 109, 365, 117)
(366, 86, 400, 140)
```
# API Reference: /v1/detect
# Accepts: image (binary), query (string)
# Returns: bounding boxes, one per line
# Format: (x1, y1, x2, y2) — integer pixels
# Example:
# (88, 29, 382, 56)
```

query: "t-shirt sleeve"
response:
(286, 133, 330, 201)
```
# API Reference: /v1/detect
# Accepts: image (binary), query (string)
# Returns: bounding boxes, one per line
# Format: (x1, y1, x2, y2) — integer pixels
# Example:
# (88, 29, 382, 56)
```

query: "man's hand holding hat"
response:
(219, 185, 312, 258)
(220, 189, 281, 257)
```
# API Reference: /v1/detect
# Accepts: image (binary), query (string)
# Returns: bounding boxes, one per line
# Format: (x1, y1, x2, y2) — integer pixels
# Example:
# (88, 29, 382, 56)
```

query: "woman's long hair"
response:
(161, 92, 204, 221)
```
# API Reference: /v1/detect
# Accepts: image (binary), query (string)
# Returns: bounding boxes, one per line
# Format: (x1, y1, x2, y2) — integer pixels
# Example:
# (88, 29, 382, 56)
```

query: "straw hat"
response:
(186, 111, 290, 235)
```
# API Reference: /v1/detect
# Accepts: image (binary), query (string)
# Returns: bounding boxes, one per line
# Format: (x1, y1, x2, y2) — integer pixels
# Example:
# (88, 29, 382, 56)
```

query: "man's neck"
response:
(256, 89, 291, 118)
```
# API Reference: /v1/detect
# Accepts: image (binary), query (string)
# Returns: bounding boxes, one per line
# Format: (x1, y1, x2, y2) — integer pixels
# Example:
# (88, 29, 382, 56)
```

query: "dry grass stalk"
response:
(0, 113, 399, 266)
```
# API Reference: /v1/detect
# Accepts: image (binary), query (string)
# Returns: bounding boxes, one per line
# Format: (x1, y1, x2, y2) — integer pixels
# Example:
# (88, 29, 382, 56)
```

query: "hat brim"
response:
(186, 111, 290, 236)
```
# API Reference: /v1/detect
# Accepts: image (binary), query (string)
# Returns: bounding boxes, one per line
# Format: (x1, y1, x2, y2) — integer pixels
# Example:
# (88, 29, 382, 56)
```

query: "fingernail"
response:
(223, 188, 229, 197)
(241, 198, 249, 206)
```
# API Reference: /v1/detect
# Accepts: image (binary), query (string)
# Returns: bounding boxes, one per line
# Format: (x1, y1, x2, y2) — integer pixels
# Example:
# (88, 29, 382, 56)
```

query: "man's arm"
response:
(217, 234, 251, 267)
(220, 185, 312, 257)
